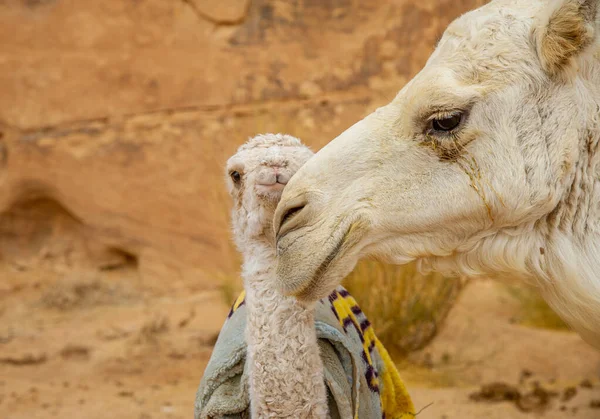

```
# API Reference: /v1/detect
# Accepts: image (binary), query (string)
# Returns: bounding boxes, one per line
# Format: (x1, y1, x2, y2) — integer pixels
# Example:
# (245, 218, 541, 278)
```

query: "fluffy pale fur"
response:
(273, 0, 600, 349)
(533, 0, 598, 77)
(225, 134, 328, 417)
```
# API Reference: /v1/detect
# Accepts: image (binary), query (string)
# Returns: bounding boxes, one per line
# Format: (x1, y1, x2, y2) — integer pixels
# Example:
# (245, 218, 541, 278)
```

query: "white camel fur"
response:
(273, 0, 600, 349)
(225, 134, 328, 417)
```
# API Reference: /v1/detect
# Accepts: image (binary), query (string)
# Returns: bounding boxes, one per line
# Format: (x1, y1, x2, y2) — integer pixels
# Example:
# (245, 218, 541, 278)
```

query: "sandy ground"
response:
(1, 262, 599, 419)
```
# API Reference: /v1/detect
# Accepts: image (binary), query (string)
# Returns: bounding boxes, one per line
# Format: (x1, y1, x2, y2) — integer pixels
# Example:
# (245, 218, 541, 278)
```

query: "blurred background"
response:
(1, 0, 599, 418)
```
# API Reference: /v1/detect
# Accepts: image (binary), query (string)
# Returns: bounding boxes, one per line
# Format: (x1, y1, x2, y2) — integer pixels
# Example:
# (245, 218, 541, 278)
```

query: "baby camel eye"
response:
(430, 112, 463, 133)
(230, 171, 242, 184)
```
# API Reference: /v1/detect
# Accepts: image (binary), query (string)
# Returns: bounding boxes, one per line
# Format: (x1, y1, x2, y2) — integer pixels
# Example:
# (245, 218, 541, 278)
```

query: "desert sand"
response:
(1, 253, 599, 418)
(1, 1, 599, 417)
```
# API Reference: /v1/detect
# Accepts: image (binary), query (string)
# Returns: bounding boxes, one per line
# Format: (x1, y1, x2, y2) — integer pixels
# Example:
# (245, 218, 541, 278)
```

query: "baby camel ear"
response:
(533, 0, 598, 78)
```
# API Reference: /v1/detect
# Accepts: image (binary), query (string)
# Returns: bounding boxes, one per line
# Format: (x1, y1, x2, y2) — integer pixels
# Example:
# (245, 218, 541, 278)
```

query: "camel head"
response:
(226, 133, 313, 251)
(274, 0, 600, 312)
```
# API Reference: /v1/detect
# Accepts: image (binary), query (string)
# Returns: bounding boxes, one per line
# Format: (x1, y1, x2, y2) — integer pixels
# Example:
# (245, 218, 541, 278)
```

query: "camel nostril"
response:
(275, 202, 306, 239)
(281, 205, 304, 227)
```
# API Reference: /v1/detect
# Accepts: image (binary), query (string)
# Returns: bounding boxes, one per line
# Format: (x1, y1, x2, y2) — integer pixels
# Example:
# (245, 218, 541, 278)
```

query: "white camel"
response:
(273, 0, 600, 349)
(225, 133, 328, 417)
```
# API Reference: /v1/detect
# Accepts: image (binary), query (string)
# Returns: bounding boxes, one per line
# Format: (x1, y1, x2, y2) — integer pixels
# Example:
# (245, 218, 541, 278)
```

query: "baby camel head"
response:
(226, 133, 314, 251)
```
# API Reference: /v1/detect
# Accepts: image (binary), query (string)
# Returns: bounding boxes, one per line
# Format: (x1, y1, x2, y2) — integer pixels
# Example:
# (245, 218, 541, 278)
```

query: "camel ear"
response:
(533, 0, 598, 77)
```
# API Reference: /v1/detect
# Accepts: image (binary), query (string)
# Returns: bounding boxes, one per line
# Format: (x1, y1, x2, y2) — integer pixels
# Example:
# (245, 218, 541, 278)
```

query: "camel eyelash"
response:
(424, 109, 469, 138)
(426, 109, 463, 122)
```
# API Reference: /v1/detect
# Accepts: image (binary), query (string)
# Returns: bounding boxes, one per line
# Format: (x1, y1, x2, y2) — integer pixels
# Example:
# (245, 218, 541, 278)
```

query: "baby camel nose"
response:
(257, 166, 290, 186)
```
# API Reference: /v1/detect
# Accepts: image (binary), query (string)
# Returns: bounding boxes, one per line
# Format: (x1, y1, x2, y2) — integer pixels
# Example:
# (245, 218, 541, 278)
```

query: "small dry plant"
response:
(343, 259, 463, 357)
(503, 284, 568, 330)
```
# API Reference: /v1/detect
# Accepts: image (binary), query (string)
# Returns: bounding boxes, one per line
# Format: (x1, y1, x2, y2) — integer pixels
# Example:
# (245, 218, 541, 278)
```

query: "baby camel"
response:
(225, 133, 327, 417)
(196, 133, 414, 419)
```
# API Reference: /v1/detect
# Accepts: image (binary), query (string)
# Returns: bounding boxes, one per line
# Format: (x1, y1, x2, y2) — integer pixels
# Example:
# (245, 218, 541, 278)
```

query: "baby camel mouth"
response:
(255, 183, 287, 201)
(255, 182, 286, 193)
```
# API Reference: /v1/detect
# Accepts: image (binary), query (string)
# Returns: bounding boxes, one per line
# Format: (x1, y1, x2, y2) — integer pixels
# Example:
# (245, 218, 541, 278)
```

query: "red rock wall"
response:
(0, 0, 487, 287)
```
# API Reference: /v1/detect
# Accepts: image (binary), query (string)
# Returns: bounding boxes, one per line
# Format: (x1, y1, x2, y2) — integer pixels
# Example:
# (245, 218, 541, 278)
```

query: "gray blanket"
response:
(194, 286, 415, 419)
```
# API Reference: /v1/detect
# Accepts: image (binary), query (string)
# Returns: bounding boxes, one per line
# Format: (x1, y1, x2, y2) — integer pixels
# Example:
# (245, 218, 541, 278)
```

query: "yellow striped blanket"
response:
(195, 285, 415, 419)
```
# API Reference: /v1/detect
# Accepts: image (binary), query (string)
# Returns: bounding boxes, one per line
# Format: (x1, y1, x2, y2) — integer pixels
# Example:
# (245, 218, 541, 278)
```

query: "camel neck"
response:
(241, 239, 328, 417)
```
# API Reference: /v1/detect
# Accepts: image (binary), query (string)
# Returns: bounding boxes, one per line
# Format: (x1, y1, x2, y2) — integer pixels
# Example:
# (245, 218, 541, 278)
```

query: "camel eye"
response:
(230, 171, 242, 185)
(431, 112, 463, 133)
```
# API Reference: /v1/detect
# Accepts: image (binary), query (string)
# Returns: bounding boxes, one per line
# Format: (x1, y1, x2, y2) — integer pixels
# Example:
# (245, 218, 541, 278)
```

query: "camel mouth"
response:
(290, 232, 347, 301)
(255, 183, 287, 201)
(255, 182, 286, 193)
(277, 216, 369, 302)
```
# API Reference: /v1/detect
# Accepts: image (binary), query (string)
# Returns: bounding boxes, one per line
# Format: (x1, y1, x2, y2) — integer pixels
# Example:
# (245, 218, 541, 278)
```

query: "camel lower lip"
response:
(256, 183, 285, 192)
(287, 225, 349, 299)
(277, 216, 369, 300)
